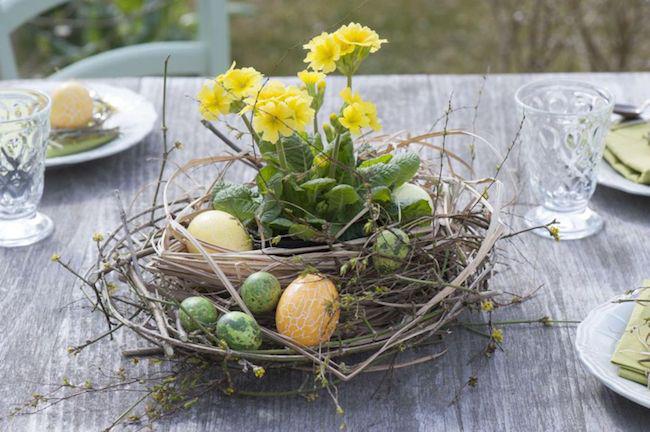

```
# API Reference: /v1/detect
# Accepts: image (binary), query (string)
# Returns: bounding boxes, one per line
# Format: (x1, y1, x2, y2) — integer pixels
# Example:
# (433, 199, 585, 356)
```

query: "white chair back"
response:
(0, 0, 231, 79)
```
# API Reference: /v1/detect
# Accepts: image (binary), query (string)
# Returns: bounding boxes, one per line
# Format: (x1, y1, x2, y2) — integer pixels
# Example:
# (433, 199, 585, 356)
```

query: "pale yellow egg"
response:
(50, 82, 94, 129)
(186, 210, 253, 253)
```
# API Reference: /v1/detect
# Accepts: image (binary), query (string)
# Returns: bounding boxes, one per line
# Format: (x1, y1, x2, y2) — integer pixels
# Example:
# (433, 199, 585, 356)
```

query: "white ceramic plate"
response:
(598, 160, 650, 197)
(40, 83, 157, 168)
(576, 296, 650, 408)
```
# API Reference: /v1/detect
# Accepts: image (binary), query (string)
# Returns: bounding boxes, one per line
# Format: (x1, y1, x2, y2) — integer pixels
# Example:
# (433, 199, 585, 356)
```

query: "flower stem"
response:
(276, 139, 289, 171)
(328, 133, 341, 178)
(346, 75, 352, 89)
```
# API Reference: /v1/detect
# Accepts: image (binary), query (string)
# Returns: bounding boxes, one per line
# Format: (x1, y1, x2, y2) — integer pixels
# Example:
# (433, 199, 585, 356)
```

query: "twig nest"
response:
(240, 272, 282, 314)
(50, 81, 94, 129)
(372, 228, 411, 273)
(275, 273, 340, 346)
(179, 296, 219, 332)
(216, 311, 263, 351)
(186, 210, 253, 253)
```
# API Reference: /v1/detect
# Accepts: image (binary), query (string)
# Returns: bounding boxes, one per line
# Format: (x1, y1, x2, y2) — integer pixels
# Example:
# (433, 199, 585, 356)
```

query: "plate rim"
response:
(44, 83, 158, 168)
(575, 295, 650, 408)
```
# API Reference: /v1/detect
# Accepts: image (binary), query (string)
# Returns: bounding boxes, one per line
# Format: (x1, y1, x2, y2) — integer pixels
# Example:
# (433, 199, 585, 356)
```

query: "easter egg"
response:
(179, 296, 219, 332)
(216, 311, 263, 351)
(393, 183, 433, 223)
(240, 272, 282, 314)
(372, 228, 410, 274)
(50, 82, 94, 129)
(186, 210, 253, 253)
(275, 274, 339, 346)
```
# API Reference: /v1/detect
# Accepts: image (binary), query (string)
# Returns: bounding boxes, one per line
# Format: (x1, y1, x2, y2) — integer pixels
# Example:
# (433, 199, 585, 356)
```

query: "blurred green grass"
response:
(12, 0, 650, 77)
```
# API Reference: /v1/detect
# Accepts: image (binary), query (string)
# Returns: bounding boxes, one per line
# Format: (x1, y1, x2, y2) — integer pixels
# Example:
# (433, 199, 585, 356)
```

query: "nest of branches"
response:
(86, 142, 505, 384)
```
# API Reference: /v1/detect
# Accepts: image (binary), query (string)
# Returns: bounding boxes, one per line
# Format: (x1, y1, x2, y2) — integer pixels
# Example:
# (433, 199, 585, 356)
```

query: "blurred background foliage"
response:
(11, 0, 650, 77)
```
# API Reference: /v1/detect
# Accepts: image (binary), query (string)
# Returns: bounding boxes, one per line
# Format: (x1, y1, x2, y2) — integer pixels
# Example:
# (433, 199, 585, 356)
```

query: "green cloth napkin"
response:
(611, 279, 650, 385)
(604, 122, 650, 184)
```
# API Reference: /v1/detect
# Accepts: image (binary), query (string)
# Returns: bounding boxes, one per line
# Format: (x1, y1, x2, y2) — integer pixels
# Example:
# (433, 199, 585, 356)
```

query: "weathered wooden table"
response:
(1, 73, 649, 431)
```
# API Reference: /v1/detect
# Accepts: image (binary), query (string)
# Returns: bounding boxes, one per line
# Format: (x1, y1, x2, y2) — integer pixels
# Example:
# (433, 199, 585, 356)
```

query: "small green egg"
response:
(240, 271, 282, 314)
(372, 228, 411, 274)
(216, 311, 263, 351)
(179, 296, 219, 332)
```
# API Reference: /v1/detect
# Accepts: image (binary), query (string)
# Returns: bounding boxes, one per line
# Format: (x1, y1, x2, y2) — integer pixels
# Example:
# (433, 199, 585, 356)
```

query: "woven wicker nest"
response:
(92, 146, 505, 382)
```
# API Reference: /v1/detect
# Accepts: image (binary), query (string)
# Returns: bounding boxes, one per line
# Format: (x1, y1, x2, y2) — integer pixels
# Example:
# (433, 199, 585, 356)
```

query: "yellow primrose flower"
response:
(303, 32, 341, 73)
(298, 70, 326, 87)
(360, 101, 381, 131)
(219, 63, 263, 99)
(334, 23, 387, 55)
(197, 82, 232, 121)
(340, 86, 363, 105)
(285, 95, 315, 130)
(339, 103, 370, 135)
(253, 101, 294, 143)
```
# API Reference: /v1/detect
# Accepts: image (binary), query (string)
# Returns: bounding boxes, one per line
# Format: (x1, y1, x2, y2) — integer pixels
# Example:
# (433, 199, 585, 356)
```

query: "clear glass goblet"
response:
(515, 79, 614, 240)
(0, 89, 54, 247)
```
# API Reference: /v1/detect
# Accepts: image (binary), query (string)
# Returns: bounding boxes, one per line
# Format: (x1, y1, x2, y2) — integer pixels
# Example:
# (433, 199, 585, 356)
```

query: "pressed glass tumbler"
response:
(515, 79, 614, 240)
(0, 89, 54, 247)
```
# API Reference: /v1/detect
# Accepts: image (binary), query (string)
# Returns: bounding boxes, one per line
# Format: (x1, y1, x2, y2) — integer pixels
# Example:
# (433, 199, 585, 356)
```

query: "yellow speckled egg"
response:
(275, 273, 339, 346)
(186, 210, 253, 253)
(50, 82, 94, 129)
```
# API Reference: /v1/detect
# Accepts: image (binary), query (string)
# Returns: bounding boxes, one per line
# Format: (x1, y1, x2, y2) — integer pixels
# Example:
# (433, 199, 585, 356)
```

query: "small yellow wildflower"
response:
(339, 103, 370, 135)
(334, 22, 387, 55)
(481, 300, 494, 312)
(339, 86, 363, 105)
(491, 328, 504, 344)
(549, 225, 560, 241)
(297, 70, 326, 87)
(359, 101, 381, 131)
(285, 95, 315, 130)
(219, 63, 263, 99)
(197, 82, 232, 121)
(303, 32, 342, 73)
(50, 253, 61, 262)
(253, 101, 294, 143)
(225, 386, 235, 395)
(253, 366, 266, 378)
(92, 232, 104, 242)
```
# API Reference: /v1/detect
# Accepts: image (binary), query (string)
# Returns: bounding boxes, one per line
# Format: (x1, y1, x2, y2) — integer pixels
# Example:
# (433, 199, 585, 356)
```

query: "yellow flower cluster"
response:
(337, 87, 381, 135)
(198, 63, 315, 144)
(303, 23, 387, 73)
(249, 80, 315, 144)
(197, 62, 263, 121)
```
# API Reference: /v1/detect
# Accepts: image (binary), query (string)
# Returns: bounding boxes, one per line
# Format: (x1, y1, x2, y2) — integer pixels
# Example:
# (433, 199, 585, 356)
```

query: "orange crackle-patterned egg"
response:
(50, 82, 94, 129)
(275, 273, 340, 346)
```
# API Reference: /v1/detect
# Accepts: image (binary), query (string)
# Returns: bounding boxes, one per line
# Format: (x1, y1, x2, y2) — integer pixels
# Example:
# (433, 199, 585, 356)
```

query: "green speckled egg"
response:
(179, 296, 219, 332)
(216, 311, 263, 351)
(372, 228, 411, 274)
(240, 272, 282, 314)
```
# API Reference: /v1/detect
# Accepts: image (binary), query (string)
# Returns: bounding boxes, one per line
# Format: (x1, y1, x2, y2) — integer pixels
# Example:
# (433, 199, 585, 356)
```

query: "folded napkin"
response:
(611, 280, 650, 385)
(604, 122, 650, 184)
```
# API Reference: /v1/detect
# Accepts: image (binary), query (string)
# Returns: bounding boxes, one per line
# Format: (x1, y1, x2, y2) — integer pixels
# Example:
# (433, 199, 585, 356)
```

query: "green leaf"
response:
(256, 197, 283, 223)
(370, 186, 392, 203)
(390, 152, 421, 186)
(256, 165, 283, 196)
(400, 199, 433, 223)
(289, 223, 320, 241)
(325, 184, 360, 212)
(211, 182, 259, 225)
(358, 162, 401, 187)
(282, 134, 314, 172)
(334, 133, 356, 184)
(358, 154, 393, 168)
(268, 217, 293, 233)
(301, 178, 336, 202)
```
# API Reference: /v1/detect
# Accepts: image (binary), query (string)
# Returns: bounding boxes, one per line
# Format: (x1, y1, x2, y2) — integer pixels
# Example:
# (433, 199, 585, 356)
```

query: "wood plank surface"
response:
(1, 72, 649, 431)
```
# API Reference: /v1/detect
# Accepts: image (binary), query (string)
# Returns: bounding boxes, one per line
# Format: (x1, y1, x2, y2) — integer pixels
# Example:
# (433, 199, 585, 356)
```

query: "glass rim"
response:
(514, 78, 614, 117)
(0, 88, 51, 125)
